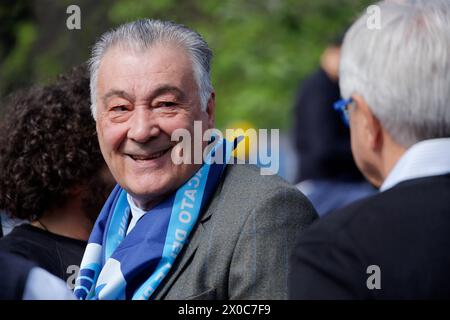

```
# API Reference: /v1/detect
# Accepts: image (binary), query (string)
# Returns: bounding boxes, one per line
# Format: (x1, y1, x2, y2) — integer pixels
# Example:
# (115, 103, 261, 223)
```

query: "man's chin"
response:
(123, 169, 194, 208)
(125, 183, 175, 209)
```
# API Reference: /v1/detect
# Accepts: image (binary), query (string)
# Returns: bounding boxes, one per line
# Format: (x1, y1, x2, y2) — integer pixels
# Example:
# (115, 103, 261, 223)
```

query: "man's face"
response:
(95, 44, 213, 209)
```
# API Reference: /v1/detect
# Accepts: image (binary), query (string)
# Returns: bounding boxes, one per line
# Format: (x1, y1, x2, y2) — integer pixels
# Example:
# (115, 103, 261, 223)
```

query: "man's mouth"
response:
(127, 146, 172, 161)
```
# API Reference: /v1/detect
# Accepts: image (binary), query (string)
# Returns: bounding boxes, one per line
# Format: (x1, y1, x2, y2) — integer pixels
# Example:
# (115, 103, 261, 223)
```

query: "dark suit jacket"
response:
(289, 174, 450, 299)
(151, 164, 317, 300)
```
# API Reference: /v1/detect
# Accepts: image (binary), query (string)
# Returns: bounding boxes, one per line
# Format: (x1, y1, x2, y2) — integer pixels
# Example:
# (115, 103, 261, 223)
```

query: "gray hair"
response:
(340, 0, 450, 147)
(89, 19, 213, 119)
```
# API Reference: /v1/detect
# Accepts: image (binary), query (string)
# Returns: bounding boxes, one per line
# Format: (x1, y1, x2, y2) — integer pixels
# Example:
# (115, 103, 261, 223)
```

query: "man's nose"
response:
(127, 108, 161, 143)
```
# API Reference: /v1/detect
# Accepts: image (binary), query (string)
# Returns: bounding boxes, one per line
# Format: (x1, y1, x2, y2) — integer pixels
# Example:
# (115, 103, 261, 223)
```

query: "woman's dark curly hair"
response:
(0, 65, 105, 220)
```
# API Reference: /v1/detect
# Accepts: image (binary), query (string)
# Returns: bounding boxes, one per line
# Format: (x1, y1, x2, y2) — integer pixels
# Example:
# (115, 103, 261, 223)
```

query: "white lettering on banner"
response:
(175, 229, 187, 241)
(184, 189, 196, 202)
(141, 285, 156, 300)
(188, 177, 200, 188)
(155, 263, 172, 282)
(172, 241, 183, 258)
(141, 262, 171, 299)
(179, 211, 192, 224)
(172, 229, 188, 258)
(180, 196, 194, 210)
(179, 170, 202, 224)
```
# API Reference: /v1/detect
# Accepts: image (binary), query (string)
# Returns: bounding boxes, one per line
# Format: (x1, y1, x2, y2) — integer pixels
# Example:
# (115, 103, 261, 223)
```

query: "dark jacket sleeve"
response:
(288, 222, 371, 300)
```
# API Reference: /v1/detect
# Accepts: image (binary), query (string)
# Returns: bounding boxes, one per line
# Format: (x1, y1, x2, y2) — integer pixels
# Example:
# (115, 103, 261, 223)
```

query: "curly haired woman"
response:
(0, 66, 114, 283)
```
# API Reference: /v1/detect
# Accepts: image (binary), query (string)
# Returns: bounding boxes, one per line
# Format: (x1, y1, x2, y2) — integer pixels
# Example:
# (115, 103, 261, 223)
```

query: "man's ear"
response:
(352, 95, 383, 151)
(205, 91, 215, 128)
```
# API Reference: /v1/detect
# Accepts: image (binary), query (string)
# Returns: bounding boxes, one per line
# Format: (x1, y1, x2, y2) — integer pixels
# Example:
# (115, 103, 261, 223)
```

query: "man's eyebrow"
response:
(101, 86, 186, 105)
(102, 90, 135, 105)
(151, 86, 186, 100)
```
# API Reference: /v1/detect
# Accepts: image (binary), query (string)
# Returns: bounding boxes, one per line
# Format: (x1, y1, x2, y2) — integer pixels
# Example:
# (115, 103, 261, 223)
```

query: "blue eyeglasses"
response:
(333, 98, 354, 127)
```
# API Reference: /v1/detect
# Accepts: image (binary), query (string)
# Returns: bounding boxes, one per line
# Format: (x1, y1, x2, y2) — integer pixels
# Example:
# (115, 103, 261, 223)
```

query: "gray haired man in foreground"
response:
(75, 19, 317, 300)
(290, 0, 450, 299)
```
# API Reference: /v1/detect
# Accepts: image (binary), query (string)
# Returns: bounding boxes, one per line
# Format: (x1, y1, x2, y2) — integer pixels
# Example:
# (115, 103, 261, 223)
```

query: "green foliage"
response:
(0, 22, 37, 87)
(0, 0, 373, 129)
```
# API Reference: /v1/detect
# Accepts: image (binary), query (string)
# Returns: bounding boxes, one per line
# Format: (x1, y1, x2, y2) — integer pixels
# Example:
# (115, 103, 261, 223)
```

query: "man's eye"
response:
(159, 102, 177, 107)
(111, 105, 128, 112)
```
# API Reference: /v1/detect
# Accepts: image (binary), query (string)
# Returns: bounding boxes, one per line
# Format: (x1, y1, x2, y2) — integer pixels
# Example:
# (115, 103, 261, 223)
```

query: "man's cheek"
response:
(103, 128, 125, 150)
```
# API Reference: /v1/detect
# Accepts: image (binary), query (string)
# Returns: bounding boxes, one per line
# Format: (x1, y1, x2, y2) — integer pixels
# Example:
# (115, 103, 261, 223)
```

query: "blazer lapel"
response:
(152, 220, 205, 299)
(151, 166, 227, 299)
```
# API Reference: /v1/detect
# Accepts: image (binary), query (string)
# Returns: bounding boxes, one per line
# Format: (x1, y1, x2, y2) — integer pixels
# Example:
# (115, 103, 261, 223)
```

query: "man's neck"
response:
(131, 195, 165, 212)
(379, 133, 407, 185)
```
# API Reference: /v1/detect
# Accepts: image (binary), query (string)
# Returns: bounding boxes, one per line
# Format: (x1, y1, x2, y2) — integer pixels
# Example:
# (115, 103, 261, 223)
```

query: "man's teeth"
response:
(131, 150, 166, 160)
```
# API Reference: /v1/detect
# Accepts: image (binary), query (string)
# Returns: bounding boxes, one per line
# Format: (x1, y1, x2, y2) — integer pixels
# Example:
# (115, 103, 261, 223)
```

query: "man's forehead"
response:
(97, 44, 196, 96)
(100, 43, 192, 71)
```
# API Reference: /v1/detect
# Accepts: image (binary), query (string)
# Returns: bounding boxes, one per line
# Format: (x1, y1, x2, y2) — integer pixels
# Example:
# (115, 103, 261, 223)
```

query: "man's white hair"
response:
(89, 19, 213, 119)
(340, 0, 450, 147)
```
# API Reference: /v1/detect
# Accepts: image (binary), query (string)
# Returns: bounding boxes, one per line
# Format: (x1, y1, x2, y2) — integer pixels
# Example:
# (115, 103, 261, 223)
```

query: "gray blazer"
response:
(153, 164, 317, 300)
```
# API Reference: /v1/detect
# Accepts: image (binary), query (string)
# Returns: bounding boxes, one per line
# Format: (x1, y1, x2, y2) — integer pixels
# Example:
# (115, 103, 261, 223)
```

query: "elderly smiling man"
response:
(74, 19, 317, 300)
(289, 0, 450, 299)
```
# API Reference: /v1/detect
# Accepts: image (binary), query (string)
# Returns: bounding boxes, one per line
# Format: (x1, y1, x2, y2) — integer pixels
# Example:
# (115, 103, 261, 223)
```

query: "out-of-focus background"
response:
(0, 0, 371, 128)
(0, 0, 373, 189)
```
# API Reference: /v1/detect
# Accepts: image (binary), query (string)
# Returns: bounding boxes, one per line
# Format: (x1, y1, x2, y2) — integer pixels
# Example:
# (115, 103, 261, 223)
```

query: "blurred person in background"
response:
(290, 0, 450, 299)
(1, 211, 26, 237)
(0, 251, 74, 300)
(293, 35, 375, 216)
(0, 66, 114, 283)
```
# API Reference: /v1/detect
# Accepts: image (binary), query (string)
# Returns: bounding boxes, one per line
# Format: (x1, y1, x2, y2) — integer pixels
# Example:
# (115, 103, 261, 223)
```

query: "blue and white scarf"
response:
(74, 138, 239, 300)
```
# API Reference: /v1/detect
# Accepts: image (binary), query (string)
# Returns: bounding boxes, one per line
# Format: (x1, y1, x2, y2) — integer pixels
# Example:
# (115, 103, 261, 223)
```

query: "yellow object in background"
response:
(225, 121, 257, 161)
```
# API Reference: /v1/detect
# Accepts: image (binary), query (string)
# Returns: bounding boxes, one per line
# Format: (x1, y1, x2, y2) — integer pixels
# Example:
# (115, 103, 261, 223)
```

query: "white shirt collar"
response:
(380, 138, 450, 192)
(126, 193, 147, 235)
